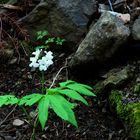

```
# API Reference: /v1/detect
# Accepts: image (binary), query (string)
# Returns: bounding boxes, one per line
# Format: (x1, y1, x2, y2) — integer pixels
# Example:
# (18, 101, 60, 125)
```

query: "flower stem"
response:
(42, 71, 45, 94)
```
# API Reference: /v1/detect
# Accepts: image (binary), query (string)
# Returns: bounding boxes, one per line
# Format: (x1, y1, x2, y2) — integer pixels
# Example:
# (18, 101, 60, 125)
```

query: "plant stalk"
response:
(42, 71, 45, 94)
(30, 115, 39, 140)
(21, 106, 32, 125)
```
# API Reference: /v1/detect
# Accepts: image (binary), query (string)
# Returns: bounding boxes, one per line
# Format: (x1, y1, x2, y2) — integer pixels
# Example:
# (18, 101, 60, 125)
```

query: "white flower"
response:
(44, 51, 53, 60)
(46, 59, 53, 65)
(29, 57, 39, 68)
(39, 65, 47, 71)
(32, 49, 42, 59)
(38, 51, 53, 71)
(29, 49, 42, 68)
(38, 56, 47, 65)
(29, 49, 54, 71)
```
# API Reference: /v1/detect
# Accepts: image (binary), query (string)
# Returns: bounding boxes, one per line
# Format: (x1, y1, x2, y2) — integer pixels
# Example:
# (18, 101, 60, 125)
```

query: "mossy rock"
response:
(109, 90, 140, 139)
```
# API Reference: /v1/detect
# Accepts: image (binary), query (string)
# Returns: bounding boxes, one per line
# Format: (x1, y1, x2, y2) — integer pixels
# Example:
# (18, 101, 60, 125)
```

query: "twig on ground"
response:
(49, 59, 68, 89)
(0, 4, 23, 11)
(0, 105, 17, 126)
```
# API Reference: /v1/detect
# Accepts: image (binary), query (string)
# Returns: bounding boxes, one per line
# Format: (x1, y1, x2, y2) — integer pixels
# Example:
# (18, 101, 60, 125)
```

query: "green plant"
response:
(35, 30, 65, 50)
(36, 31, 49, 40)
(0, 44, 95, 139)
(0, 80, 96, 129)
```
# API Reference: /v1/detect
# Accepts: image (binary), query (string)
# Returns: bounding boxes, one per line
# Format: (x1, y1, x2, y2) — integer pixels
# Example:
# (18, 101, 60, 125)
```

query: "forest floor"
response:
(0, 53, 128, 140)
(0, 0, 139, 139)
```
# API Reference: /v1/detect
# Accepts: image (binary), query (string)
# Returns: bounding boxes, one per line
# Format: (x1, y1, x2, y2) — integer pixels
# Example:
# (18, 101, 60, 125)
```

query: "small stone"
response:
(117, 13, 130, 23)
(4, 136, 14, 140)
(13, 119, 24, 126)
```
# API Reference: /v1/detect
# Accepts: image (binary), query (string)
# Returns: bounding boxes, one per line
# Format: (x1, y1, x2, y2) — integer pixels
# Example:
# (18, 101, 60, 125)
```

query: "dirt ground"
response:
(0, 54, 128, 140)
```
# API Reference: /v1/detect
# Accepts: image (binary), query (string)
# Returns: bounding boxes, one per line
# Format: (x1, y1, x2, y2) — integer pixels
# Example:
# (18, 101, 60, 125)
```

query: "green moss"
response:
(133, 84, 140, 95)
(109, 90, 140, 140)
(109, 90, 125, 117)
(124, 103, 140, 139)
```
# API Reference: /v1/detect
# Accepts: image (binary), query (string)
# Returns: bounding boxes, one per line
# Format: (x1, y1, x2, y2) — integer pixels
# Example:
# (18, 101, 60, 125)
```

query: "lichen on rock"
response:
(94, 65, 134, 95)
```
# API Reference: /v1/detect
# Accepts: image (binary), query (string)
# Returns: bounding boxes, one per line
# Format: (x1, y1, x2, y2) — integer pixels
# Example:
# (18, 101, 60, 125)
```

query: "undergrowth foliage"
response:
(35, 30, 65, 50)
(0, 80, 96, 129)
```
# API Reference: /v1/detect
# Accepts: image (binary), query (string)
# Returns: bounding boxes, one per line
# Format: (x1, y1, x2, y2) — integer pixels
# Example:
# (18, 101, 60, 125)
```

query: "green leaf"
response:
(38, 96, 49, 129)
(19, 94, 43, 106)
(37, 35, 42, 40)
(35, 45, 46, 50)
(5, 96, 19, 105)
(0, 95, 18, 106)
(0, 98, 8, 106)
(45, 37, 55, 44)
(37, 31, 41, 35)
(78, 84, 93, 90)
(66, 83, 96, 97)
(59, 80, 76, 87)
(36, 31, 49, 40)
(42, 31, 49, 36)
(47, 88, 60, 95)
(55, 37, 65, 45)
(48, 95, 77, 127)
(58, 89, 88, 106)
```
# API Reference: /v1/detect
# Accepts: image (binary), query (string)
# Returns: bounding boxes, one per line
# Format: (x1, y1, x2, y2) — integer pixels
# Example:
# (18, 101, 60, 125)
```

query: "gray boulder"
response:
(19, 0, 97, 44)
(132, 16, 140, 41)
(70, 12, 130, 70)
